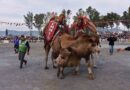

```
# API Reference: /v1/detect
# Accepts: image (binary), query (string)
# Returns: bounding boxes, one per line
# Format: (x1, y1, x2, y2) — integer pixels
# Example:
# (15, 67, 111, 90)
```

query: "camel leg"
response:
(86, 60, 94, 80)
(85, 55, 94, 80)
(59, 67, 64, 79)
(57, 67, 60, 77)
(73, 65, 80, 75)
(51, 52, 57, 69)
(90, 54, 97, 68)
(57, 66, 64, 79)
(44, 44, 51, 69)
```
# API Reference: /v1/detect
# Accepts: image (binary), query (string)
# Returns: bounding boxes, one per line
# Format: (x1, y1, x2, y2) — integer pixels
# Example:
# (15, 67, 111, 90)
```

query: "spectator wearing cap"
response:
(18, 35, 30, 69)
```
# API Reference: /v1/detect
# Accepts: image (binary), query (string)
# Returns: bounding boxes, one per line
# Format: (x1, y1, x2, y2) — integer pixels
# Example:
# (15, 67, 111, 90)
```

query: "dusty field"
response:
(0, 42, 130, 90)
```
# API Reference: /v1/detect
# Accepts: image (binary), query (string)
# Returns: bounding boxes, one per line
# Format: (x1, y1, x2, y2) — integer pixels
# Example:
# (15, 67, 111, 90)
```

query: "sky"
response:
(0, 0, 130, 31)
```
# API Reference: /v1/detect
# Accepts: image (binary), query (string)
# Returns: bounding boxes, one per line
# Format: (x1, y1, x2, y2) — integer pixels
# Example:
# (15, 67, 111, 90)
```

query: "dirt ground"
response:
(0, 41, 130, 90)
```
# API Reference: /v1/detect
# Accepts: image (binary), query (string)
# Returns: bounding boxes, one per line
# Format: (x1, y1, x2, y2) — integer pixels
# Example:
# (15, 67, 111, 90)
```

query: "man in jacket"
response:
(19, 35, 30, 69)
(107, 34, 117, 55)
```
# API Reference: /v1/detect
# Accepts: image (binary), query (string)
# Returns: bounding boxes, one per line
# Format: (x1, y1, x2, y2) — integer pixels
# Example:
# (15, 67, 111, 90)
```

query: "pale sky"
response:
(0, 0, 130, 31)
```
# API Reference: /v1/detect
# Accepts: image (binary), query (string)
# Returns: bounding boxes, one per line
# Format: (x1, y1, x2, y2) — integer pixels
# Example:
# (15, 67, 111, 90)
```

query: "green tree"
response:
(97, 15, 109, 28)
(34, 13, 45, 36)
(43, 12, 52, 26)
(108, 12, 120, 28)
(86, 6, 100, 21)
(42, 12, 52, 34)
(121, 7, 130, 30)
(106, 12, 115, 29)
(86, 6, 100, 28)
(113, 13, 120, 28)
(24, 12, 33, 36)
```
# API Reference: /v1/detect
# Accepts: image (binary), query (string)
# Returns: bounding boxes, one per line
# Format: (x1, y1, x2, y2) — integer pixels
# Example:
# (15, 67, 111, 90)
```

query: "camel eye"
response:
(61, 56, 65, 59)
(89, 39, 94, 43)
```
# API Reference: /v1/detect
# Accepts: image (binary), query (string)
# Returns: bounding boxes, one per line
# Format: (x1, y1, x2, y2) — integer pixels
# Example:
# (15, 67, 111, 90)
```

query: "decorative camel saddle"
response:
(44, 20, 58, 42)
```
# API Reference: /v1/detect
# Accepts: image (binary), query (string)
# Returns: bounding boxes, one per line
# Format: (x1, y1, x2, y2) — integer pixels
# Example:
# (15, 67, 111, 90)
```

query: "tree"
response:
(106, 12, 115, 29)
(86, 6, 92, 19)
(66, 9, 72, 25)
(113, 13, 120, 29)
(86, 6, 100, 21)
(97, 15, 109, 29)
(42, 12, 52, 33)
(108, 12, 120, 28)
(43, 12, 52, 26)
(121, 7, 130, 30)
(34, 13, 45, 36)
(24, 12, 33, 36)
(86, 6, 100, 28)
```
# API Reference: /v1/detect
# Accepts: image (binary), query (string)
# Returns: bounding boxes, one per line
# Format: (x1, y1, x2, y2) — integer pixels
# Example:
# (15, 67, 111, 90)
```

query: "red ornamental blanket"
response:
(45, 20, 58, 42)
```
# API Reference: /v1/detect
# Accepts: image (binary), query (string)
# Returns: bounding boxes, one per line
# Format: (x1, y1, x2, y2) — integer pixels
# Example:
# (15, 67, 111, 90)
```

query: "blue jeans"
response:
(109, 45, 114, 55)
(18, 52, 26, 68)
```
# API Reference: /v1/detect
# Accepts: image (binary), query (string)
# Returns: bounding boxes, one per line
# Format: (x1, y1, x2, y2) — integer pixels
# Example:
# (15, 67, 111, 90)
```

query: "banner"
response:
(0, 21, 25, 26)
(44, 20, 58, 42)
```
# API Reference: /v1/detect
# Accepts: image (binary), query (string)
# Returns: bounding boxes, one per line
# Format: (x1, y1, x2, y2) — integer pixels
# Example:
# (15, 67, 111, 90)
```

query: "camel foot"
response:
(88, 73, 94, 80)
(73, 71, 80, 75)
(53, 66, 57, 69)
(93, 66, 97, 69)
(44, 66, 49, 70)
(59, 75, 64, 79)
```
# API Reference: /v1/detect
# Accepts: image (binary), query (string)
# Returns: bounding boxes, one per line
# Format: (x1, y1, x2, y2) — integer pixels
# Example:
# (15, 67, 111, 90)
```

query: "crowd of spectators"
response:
(99, 31, 130, 42)
(0, 35, 44, 43)
(1, 31, 130, 44)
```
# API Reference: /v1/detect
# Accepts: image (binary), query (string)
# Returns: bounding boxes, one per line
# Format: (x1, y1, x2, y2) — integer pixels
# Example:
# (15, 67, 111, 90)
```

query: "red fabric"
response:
(77, 16, 84, 30)
(71, 21, 83, 32)
(83, 16, 97, 33)
(44, 20, 58, 42)
(71, 16, 97, 33)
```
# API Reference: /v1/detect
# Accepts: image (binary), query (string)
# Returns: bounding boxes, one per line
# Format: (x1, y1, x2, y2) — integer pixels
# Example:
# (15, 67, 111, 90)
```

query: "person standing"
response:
(13, 36, 19, 54)
(18, 35, 30, 69)
(107, 34, 117, 55)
